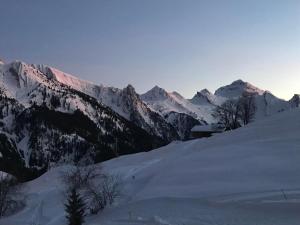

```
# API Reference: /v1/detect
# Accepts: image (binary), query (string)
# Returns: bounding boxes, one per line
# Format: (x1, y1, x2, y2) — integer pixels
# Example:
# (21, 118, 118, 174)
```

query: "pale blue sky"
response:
(1, 0, 300, 99)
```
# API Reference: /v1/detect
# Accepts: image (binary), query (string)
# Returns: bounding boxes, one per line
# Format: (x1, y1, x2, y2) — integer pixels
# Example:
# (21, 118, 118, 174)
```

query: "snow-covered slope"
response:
(34, 64, 95, 93)
(0, 61, 53, 101)
(255, 91, 290, 118)
(2, 108, 300, 225)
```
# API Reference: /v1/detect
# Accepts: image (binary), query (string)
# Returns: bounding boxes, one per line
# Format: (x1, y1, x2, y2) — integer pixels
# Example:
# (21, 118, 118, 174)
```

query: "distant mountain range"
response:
(0, 60, 298, 180)
(141, 79, 293, 124)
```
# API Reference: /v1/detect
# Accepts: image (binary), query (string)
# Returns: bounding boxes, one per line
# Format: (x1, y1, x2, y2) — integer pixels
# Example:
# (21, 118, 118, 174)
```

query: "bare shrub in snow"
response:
(213, 93, 257, 130)
(86, 173, 122, 214)
(238, 93, 256, 125)
(102, 174, 121, 205)
(0, 172, 24, 217)
(213, 99, 241, 130)
(61, 165, 103, 192)
(61, 165, 122, 215)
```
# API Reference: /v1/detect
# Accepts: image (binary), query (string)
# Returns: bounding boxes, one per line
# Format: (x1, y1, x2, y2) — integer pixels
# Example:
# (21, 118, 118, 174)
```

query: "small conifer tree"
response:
(65, 188, 86, 225)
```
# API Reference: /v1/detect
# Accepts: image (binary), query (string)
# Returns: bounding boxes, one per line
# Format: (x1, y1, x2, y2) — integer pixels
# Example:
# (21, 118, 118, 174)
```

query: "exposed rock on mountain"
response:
(289, 94, 300, 108)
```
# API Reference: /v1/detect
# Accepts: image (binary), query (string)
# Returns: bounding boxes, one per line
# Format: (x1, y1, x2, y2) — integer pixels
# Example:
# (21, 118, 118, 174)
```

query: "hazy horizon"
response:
(1, 0, 299, 100)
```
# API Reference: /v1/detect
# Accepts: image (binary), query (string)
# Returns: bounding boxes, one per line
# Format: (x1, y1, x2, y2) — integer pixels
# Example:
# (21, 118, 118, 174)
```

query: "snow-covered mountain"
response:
(141, 86, 214, 120)
(214, 79, 265, 98)
(214, 80, 291, 119)
(141, 80, 298, 139)
(2, 107, 300, 225)
(0, 61, 178, 180)
(141, 86, 216, 138)
(33, 64, 178, 141)
(141, 86, 193, 115)
(190, 88, 226, 106)
(214, 80, 291, 118)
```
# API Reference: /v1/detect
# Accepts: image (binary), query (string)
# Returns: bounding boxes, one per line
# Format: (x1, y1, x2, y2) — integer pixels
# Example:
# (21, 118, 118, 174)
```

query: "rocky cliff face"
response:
(289, 94, 300, 108)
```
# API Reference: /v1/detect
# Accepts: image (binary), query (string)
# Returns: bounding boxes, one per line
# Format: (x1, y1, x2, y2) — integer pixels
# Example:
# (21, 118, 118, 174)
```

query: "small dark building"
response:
(190, 124, 225, 139)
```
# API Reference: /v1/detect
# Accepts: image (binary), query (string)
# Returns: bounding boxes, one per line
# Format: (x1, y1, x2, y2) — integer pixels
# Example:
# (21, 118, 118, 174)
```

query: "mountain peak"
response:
(124, 84, 137, 96)
(289, 94, 300, 108)
(215, 79, 264, 98)
(151, 85, 167, 94)
(126, 84, 135, 90)
(141, 85, 169, 101)
(199, 88, 212, 95)
(231, 79, 246, 85)
(190, 88, 215, 105)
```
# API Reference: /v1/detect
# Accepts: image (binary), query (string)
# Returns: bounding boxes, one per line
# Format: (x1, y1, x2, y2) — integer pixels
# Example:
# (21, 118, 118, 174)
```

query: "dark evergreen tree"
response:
(65, 188, 86, 225)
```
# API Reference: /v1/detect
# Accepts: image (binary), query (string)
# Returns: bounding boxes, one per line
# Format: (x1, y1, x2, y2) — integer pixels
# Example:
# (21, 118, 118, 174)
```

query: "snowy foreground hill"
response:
(2, 108, 300, 225)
